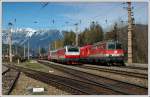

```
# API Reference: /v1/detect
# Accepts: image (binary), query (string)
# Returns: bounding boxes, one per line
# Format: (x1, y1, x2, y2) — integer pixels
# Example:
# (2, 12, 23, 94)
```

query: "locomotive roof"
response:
(80, 45, 92, 49)
(93, 40, 120, 46)
(80, 40, 118, 48)
(50, 45, 79, 52)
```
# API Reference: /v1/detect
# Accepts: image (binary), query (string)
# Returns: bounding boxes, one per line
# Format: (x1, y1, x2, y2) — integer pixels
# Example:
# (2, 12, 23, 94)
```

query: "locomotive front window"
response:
(108, 43, 115, 49)
(68, 48, 79, 52)
(107, 42, 122, 49)
(116, 43, 122, 49)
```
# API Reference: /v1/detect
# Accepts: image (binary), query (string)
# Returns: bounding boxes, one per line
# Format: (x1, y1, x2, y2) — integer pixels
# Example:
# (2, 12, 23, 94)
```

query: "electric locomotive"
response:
(48, 46, 80, 64)
(80, 41, 125, 66)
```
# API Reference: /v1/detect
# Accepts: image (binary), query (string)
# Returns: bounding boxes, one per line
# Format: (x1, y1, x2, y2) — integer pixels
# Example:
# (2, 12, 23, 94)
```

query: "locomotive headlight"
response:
(105, 54, 110, 56)
(114, 54, 124, 56)
(109, 55, 112, 57)
(114, 50, 118, 54)
(119, 54, 124, 56)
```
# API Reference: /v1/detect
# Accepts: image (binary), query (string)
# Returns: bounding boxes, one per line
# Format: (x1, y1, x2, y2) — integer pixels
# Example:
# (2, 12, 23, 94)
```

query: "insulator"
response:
(131, 7, 134, 9)
(123, 7, 127, 9)
(131, 14, 134, 16)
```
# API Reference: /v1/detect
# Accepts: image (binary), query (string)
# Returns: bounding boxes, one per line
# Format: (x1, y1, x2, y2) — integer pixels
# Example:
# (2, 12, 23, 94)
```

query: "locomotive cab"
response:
(106, 41, 124, 57)
(107, 41, 122, 49)
(63, 46, 80, 64)
(48, 46, 80, 64)
(106, 41, 125, 65)
(65, 46, 80, 58)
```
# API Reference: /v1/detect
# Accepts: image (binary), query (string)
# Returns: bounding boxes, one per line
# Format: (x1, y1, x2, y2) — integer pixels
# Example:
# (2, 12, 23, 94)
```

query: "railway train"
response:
(48, 46, 80, 64)
(47, 40, 125, 66)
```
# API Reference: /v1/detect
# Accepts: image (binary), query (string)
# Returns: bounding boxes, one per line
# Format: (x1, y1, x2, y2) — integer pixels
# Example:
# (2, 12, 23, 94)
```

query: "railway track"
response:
(76, 65, 147, 79)
(38, 60, 147, 95)
(3, 63, 125, 95)
(2, 66, 10, 75)
(25, 71, 123, 94)
(2, 66, 20, 95)
(120, 66, 147, 70)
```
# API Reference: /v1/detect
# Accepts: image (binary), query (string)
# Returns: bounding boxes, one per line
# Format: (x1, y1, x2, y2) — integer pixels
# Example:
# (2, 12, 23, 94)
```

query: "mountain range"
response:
(2, 28, 64, 50)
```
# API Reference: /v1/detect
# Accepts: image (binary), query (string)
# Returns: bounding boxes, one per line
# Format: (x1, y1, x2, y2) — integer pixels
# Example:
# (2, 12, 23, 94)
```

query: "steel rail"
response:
(2, 68, 20, 95)
(38, 60, 147, 95)
(7, 72, 20, 95)
(2, 68, 10, 75)
(3, 64, 123, 95)
(76, 65, 147, 79)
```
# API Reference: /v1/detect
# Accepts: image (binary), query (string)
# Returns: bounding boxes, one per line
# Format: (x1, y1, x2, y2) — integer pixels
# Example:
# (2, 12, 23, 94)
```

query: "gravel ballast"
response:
(11, 73, 72, 95)
(42, 61, 148, 88)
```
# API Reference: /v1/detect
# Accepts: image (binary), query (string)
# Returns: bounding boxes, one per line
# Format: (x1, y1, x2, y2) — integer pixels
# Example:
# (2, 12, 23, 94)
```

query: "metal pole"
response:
(7, 48, 9, 59)
(24, 44, 26, 59)
(49, 43, 51, 52)
(54, 41, 56, 49)
(127, 2, 133, 64)
(39, 45, 41, 58)
(14, 19, 17, 56)
(75, 23, 78, 46)
(8, 22, 13, 63)
(114, 23, 118, 42)
(28, 37, 30, 60)
(16, 45, 18, 55)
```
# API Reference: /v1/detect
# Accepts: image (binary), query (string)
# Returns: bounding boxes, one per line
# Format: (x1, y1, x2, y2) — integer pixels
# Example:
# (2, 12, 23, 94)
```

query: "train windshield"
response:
(116, 43, 122, 49)
(68, 47, 79, 52)
(108, 43, 115, 49)
(108, 42, 122, 49)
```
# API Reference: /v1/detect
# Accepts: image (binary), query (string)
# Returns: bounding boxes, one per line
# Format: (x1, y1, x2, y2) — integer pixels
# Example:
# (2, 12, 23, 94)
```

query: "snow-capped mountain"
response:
(2, 28, 63, 50)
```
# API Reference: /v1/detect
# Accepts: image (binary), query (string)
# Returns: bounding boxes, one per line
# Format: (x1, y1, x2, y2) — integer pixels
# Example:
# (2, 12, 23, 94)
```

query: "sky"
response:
(2, 2, 148, 32)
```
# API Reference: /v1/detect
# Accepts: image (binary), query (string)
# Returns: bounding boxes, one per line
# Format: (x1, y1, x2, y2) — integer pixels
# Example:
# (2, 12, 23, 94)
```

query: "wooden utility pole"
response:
(8, 22, 13, 63)
(127, 2, 133, 64)
(24, 44, 26, 59)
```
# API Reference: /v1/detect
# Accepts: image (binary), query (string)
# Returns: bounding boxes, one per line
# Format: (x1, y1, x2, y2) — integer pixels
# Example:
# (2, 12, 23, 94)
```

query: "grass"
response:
(16, 60, 50, 73)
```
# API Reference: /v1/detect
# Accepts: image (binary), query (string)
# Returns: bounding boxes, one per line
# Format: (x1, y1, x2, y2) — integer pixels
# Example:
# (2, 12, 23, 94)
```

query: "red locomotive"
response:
(48, 40, 125, 66)
(80, 41, 125, 65)
(48, 46, 80, 64)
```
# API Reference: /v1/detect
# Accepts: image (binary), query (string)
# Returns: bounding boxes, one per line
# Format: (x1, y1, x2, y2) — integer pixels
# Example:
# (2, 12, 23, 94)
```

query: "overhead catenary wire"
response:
(3, 3, 146, 53)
